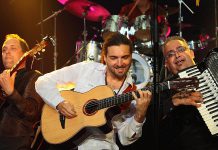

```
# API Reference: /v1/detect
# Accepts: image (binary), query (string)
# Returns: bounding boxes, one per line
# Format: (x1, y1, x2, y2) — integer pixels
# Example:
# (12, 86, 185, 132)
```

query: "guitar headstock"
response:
(169, 77, 199, 91)
(9, 36, 54, 75)
(28, 36, 54, 57)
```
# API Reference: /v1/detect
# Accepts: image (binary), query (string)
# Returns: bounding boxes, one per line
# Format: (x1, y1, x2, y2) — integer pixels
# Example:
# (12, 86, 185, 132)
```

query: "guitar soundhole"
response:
(83, 99, 99, 116)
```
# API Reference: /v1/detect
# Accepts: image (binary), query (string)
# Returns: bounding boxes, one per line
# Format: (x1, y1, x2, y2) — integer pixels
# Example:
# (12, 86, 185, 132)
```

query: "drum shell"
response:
(76, 41, 102, 62)
(130, 53, 153, 89)
(86, 41, 102, 62)
(133, 40, 164, 56)
(133, 15, 151, 42)
(132, 15, 170, 42)
(102, 15, 128, 39)
(188, 40, 207, 51)
(134, 15, 151, 31)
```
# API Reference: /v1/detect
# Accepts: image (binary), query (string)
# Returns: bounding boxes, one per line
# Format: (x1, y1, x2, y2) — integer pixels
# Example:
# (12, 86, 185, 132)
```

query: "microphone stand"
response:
(37, 8, 65, 70)
(178, 0, 194, 37)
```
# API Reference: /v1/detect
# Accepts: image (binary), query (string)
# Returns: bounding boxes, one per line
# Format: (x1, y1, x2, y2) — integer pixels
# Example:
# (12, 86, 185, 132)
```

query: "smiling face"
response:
(163, 39, 195, 74)
(104, 44, 132, 80)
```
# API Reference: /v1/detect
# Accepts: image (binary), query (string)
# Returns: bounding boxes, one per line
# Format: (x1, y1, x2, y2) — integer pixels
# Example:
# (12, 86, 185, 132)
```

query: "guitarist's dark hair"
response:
(101, 32, 133, 64)
(2, 34, 29, 52)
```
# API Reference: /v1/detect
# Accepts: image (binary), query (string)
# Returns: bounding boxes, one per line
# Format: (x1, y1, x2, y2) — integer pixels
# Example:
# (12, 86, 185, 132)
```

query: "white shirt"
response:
(35, 61, 145, 150)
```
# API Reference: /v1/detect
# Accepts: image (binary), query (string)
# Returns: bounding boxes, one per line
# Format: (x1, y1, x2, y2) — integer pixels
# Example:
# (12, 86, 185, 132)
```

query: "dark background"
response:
(0, 0, 217, 74)
(0, 0, 217, 73)
(0, 0, 217, 149)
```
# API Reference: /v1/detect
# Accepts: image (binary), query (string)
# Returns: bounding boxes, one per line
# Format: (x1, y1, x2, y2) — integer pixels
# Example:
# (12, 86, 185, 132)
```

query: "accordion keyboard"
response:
(178, 64, 218, 136)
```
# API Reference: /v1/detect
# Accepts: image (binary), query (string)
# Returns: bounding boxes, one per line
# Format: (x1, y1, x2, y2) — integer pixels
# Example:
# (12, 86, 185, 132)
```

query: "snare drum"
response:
(130, 53, 153, 89)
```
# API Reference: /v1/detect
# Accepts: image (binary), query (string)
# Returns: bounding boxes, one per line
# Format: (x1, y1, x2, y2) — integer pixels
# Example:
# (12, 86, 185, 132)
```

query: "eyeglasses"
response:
(165, 46, 187, 59)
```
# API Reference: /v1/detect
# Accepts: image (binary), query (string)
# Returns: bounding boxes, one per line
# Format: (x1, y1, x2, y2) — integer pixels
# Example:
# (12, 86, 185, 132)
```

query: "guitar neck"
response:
(97, 77, 198, 110)
(97, 81, 170, 110)
(8, 36, 52, 76)
(10, 52, 29, 76)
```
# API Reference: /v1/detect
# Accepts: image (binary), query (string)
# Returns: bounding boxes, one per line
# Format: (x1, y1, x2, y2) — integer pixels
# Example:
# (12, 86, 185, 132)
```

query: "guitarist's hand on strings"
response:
(172, 91, 203, 108)
(56, 100, 77, 119)
(132, 90, 152, 123)
(0, 70, 16, 96)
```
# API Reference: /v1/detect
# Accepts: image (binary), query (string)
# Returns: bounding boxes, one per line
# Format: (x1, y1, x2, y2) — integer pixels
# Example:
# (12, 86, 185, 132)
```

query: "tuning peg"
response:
(49, 36, 56, 46)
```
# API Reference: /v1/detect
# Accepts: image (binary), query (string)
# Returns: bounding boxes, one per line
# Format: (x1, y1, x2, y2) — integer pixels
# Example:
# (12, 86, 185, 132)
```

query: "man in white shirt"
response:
(35, 33, 152, 150)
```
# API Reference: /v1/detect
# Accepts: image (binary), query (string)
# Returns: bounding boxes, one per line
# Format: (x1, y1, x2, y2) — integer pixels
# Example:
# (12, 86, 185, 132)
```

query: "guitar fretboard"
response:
(96, 81, 185, 109)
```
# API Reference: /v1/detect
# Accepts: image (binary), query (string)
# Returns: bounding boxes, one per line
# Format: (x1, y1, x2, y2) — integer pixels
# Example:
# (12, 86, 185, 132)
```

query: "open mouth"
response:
(175, 59, 184, 66)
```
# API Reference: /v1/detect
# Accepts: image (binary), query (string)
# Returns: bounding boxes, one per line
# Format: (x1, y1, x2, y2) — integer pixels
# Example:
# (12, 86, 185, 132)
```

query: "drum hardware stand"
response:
(78, 5, 93, 62)
(178, 0, 194, 37)
(37, 8, 65, 70)
(62, 42, 87, 67)
(177, 0, 194, 37)
(63, 4, 99, 66)
(62, 34, 98, 67)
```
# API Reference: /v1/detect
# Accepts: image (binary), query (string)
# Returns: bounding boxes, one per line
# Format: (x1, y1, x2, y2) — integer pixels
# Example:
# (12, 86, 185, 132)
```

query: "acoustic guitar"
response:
(41, 77, 199, 145)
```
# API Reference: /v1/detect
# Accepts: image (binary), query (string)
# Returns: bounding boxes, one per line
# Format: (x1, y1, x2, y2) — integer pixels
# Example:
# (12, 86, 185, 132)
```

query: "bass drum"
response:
(130, 53, 153, 89)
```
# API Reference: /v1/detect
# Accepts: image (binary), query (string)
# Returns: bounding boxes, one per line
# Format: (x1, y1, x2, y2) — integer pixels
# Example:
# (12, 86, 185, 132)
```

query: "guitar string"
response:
(83, 80, 191, 109)
(69, 80, 194, 110)
(71, 82, 168, 110)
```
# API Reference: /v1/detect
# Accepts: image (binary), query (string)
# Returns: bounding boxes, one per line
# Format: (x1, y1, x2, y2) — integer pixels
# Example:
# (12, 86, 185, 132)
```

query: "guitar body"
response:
(41, 86, 116, 144)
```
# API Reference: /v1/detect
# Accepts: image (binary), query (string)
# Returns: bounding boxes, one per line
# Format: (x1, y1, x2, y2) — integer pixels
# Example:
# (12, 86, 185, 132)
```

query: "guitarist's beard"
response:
(107, 64, 130, 80)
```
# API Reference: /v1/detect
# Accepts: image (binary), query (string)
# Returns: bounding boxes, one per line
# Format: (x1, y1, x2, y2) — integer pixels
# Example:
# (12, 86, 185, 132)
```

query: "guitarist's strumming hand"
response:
(172, 91, 203, 108)
(56, 100, 77, 119)
(132, 90, 152, 123)
(0, 70, 16, 96)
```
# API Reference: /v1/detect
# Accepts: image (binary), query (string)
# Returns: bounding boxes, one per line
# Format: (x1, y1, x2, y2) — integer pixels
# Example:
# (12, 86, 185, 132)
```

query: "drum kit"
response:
(57, 0, 214, 89)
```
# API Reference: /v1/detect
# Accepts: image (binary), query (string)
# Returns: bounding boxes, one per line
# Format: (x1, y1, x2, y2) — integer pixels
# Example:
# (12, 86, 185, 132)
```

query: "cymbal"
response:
(159, 6, 179, 16)
(65, 0, 110, 22)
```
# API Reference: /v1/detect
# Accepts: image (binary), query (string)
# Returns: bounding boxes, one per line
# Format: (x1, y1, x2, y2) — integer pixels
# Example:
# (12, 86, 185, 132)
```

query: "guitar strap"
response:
(119, 84, 137, 111)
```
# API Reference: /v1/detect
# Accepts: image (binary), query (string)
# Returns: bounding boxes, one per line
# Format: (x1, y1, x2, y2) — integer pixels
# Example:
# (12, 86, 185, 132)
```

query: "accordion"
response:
(178, 49, 218, 136)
